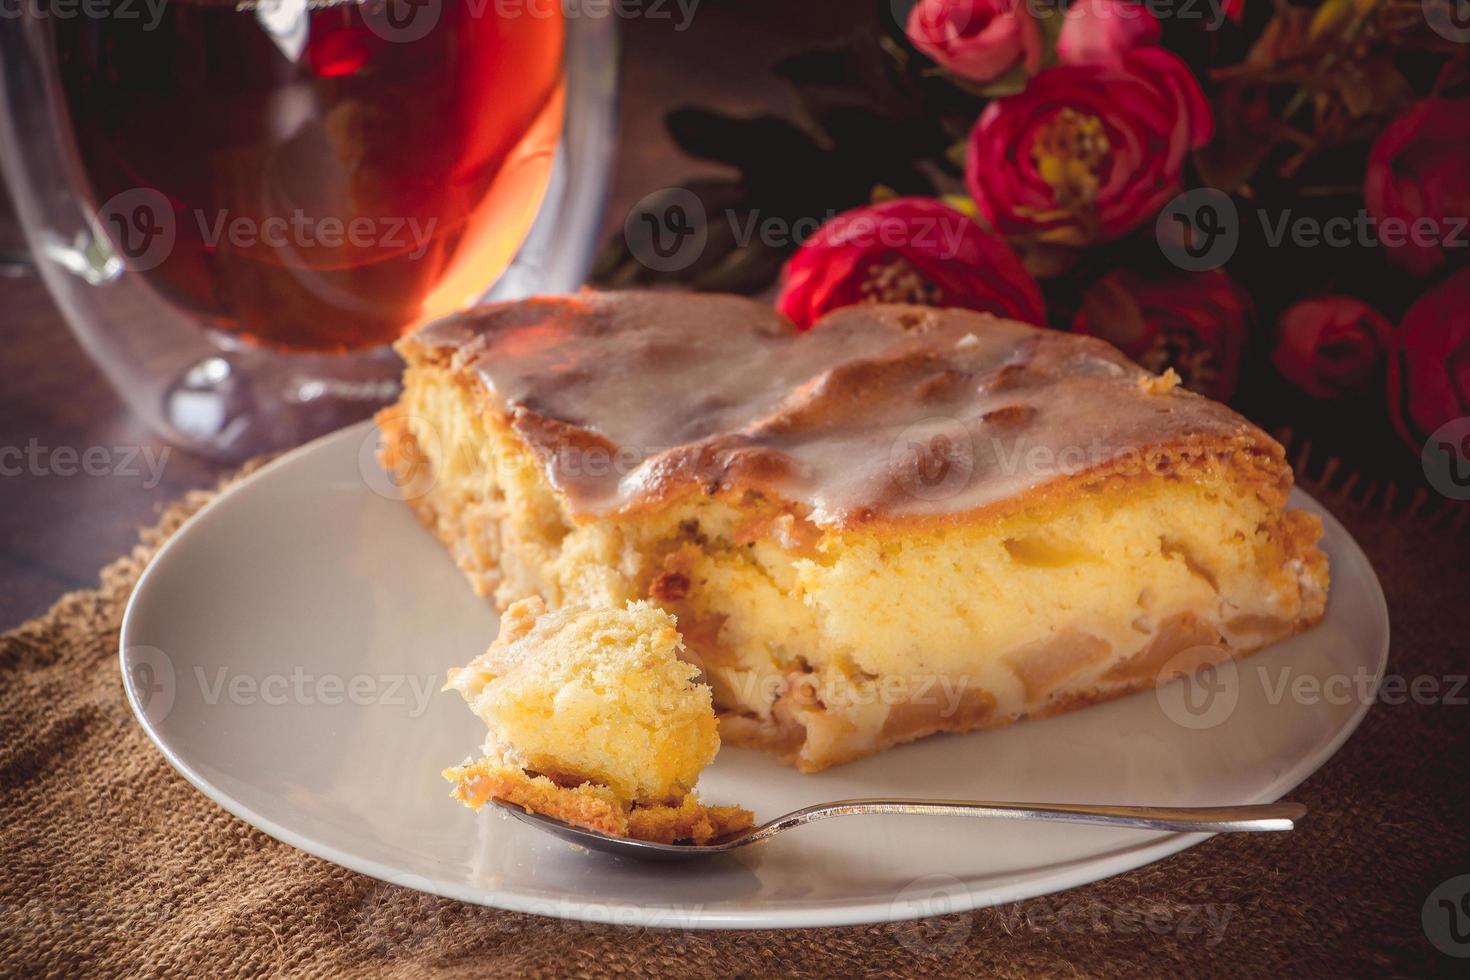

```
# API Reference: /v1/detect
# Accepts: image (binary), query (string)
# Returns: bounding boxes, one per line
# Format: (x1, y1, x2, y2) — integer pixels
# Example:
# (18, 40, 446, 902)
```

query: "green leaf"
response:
(969, 62, 1031, 99)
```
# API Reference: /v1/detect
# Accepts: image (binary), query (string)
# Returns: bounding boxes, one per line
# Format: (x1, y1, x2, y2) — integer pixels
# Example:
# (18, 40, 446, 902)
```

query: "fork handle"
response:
(761, 799, 1305, 837)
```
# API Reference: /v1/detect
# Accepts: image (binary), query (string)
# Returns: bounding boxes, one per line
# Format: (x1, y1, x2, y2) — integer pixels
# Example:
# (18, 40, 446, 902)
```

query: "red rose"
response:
(1387, 267, 1470, 452)
(1272, 297, 1392, 400)
(1073, 268, 1250, 400)
(965, 48, 1213, 246)
(1363, 99, 1470, 279)
(775, 197, 1045, 329)
(906, 0, 1044, 85)
(1056, 0, 1161, 68)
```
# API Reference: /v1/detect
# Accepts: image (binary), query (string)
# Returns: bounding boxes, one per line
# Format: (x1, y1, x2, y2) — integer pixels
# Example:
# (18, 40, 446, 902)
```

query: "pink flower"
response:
(1364, 98, 1470, 279)
(905, 0, 1044, 85)
(965, 48, 1213, 246)
(1272, 297, 1392, 400)
(776, 197, 1045, 329)
(1387, 267, 1470, 452)
(1056, 0, 1162, 67)
(1072, 268, 1250, 401)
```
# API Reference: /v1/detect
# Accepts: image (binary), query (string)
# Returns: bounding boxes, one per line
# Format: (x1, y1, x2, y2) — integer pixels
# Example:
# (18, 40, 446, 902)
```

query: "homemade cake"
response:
(383, 292, 1328, 772)
(444, 597, 753, 843)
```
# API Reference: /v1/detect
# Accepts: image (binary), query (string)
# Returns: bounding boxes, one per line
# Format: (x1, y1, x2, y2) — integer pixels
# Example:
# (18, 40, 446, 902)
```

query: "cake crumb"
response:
(1139, 369, 1181, 395)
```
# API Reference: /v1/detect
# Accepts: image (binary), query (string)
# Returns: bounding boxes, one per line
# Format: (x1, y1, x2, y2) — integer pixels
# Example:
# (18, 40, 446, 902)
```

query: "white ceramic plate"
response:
(121, 421, 1388, 929)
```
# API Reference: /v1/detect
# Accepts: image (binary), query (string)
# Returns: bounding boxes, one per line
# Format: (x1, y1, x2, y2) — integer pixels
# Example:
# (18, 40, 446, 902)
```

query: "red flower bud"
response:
(905, 0, 1044, 85)
(1387, 267, 1470, 453)
(1056, 0, 1162, 68)
(1073, 268, 1250, 401)
(1364, 99, 1470, 279)
(1272, 297, 1392, 400)
(776, 198, 1045, 330)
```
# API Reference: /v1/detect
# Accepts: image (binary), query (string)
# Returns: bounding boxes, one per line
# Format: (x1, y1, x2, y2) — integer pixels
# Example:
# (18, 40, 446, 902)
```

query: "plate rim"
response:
(119, 420, 1390, 930)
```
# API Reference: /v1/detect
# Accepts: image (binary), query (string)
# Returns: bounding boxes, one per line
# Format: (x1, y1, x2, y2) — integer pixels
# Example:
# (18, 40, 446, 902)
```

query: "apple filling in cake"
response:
(443, 597, 753, 843)
(386, 292, 1329, 773)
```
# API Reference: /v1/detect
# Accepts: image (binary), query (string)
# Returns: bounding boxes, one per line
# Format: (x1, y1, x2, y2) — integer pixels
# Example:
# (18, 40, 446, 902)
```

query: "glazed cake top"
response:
(410, 292, 1281, 527)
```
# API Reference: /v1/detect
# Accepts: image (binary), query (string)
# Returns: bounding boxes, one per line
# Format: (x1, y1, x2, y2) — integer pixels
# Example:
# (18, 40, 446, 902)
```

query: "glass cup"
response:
(0, 0, 616, 460)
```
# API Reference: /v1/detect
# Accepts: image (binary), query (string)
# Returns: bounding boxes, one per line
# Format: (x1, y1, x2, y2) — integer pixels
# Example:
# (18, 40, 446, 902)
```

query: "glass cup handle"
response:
(1, 209, 125, 283)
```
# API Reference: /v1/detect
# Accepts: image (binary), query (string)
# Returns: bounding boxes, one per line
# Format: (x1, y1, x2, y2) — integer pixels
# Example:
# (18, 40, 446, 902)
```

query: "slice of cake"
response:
(385, 292, 1329, 772)
(443, 596, 753, 844)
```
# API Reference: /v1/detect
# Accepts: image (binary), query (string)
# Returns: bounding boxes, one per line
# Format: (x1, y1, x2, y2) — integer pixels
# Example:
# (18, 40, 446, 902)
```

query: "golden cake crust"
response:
(397, 292, 1293, 531)
(444, 758, 754, 845)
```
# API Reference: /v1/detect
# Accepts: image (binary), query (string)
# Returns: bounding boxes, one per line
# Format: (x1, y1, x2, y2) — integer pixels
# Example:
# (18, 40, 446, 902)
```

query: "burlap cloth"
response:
(3, 461, 1467, 978)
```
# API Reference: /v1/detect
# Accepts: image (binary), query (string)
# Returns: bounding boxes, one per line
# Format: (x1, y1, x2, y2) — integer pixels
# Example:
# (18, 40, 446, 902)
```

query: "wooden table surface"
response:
(0, 0, 839, 631)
